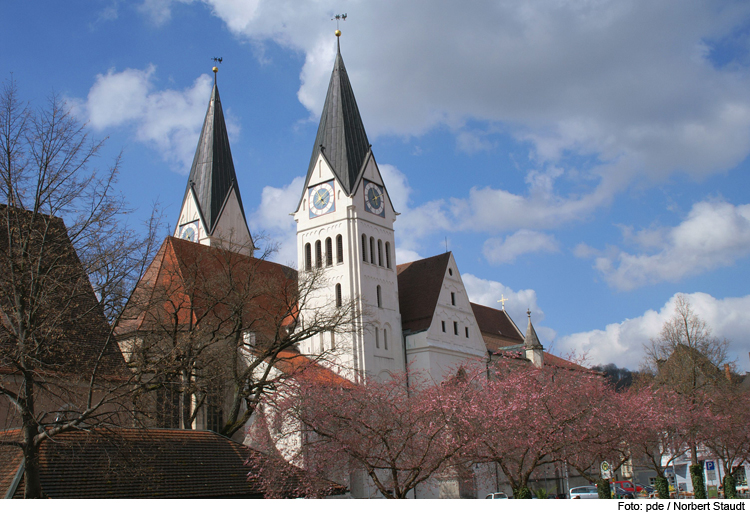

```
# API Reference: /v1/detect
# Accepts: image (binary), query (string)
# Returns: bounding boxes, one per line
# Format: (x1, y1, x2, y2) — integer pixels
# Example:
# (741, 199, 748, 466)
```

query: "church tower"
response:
(174, 67, 254, 255)
(293, 35, 404, 381)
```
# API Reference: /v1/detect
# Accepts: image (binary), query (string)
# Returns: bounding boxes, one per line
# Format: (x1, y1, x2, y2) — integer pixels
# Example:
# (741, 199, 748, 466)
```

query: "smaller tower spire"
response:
(524, 310, 544, 368)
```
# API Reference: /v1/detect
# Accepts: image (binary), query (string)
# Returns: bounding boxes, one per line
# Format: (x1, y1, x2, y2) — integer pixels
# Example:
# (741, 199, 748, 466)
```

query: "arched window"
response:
(325, 237, 333, 267)
(336, 234, 343, 264)
(375, 327, 379, 349)
(384, 328, 388, 350)
(362, 234, 367, 262)
(385, 242, 391, 269)
(370, 237, 375, 264)
(335, 283, 342, 307)
(377, 285, 382, 308)
(304, 243, 312, 271)
(315, 240, 322, 268)
(377, 240, 383, 267)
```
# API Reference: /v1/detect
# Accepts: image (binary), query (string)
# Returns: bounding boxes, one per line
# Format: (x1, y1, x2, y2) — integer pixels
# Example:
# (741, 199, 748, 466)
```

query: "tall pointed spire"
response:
(305, 37, 371, 195)
(182, 72, 247, 235)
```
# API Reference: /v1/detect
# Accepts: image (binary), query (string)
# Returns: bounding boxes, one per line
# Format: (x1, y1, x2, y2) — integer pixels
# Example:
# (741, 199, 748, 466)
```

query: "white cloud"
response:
(592, 200, 750, 290)
(248, 176, 303, 267)
(73, 66, 221, 172)
(186, 0, 750, 192)
(558, 292, 750, 372)
(482, 230, 560, 264)
(462, 273, 553, 343)
(132, 2, 750, 245)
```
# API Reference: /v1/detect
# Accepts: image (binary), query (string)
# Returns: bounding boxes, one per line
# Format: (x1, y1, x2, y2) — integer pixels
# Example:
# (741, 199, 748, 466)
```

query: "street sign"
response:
(705, 461, 715, 471)
(600, 461, 611, 479)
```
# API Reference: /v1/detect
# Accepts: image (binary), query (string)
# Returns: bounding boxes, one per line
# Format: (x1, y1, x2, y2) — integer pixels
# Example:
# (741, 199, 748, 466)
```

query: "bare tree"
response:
(116, 235, 361, 439)
(0, 78, 159, 498)
(642, 294, 733, 495)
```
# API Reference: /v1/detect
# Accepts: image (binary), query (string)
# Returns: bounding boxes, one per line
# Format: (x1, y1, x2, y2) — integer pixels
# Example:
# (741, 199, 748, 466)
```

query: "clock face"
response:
(309, 182, 335, 218)
(179, 223, 198, 242)
(364, 181, 385, 217)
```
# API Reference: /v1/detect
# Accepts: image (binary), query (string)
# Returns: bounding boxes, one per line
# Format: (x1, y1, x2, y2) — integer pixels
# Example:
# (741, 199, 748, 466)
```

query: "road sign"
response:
(705, 461, 715, 471)
(600, 461, 611, 479)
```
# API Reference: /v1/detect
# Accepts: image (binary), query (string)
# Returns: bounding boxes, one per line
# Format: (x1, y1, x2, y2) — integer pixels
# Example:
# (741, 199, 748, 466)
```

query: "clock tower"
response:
(174, 68, 254, 255)
(293, 37, 404, 381)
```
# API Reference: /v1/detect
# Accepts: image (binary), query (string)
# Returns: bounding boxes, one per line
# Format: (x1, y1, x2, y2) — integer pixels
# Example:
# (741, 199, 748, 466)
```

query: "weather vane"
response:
(211, 57, 223, 81)
(332, 13, 347, 37)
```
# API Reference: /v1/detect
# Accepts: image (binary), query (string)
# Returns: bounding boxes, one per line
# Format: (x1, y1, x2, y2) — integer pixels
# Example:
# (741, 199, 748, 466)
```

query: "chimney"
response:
(725, 364, 732, 382)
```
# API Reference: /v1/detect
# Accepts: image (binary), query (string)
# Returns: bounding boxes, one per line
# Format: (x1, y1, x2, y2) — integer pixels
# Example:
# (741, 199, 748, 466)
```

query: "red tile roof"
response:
(396, 253, 451, 333)
(116, 237, 297, 339)
(0, 428, 343, 498)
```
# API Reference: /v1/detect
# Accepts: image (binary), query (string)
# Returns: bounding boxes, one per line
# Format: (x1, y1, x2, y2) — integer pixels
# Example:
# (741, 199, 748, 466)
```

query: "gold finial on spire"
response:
(332, 13, 347, 40)
(211, 57, 223, 83)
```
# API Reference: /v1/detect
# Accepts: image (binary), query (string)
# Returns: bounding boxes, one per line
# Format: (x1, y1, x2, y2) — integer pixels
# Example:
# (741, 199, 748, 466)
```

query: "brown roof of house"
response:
(470, 302, 524, 345)
(0, 206, 126, 378)
(0, 428, 343, 498)
(396, 252, 451, 333)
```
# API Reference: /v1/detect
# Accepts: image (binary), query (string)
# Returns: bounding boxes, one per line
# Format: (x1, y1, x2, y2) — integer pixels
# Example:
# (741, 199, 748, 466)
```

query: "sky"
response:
(3, 0, 750, 373)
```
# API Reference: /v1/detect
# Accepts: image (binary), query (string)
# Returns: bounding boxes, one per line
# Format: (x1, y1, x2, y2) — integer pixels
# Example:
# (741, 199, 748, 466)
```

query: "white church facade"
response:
(123, 37, 577, 498)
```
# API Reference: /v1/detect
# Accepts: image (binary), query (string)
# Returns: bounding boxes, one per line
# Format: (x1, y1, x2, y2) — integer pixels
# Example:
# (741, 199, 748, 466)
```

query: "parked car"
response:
(615, 480, 644, 493)
(613, 485, 636, 499)
(485, 492, 509, 499)
(569, 486, 599, 499)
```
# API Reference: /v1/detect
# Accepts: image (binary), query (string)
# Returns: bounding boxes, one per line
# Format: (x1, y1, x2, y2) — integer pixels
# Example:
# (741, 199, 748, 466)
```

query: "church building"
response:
(116, 34, 587, 498)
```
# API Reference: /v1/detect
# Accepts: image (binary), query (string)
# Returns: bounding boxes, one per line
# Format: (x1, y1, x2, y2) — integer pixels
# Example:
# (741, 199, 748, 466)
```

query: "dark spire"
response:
(524, 310, 543, 350)
(182, 76, 247, 234)
(305, 45, 371, 195)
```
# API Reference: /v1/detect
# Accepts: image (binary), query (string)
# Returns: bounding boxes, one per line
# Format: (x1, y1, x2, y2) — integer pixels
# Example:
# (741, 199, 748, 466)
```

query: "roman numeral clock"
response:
(309, 181, 335, 218)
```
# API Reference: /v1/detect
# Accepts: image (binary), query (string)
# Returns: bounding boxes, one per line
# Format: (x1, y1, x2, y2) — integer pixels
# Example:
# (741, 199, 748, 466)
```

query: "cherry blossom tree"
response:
(626, 385, 695, 498)
(466, 365, 616, 498)
(700, 387, 750, 498)
(258, 371, 475, 499)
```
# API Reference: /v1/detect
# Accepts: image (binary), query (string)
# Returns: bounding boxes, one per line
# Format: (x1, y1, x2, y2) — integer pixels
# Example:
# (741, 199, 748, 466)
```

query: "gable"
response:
(397, 253, 451, 333)
(471, 302, 525, 348)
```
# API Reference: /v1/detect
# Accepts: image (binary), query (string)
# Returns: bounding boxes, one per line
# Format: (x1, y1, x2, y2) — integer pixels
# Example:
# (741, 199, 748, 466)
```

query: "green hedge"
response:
(596, 479, 611, 499)
(690, 464, 706, 499)
(655, 476, 669, 499)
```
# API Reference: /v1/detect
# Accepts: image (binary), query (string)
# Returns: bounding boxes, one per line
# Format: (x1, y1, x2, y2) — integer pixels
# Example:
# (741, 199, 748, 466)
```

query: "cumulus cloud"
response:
(461, 273, 553, 343)
(172, 1, 750, 192)
(72, 66, 225, 172)
(248, 176, 303, 267)
(482, 230, 560, 264)
(558, 292, 750, 371)
(590, 200, 750, 290)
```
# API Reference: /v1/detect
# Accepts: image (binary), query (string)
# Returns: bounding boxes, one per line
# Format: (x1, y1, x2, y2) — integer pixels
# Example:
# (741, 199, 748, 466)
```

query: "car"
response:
(613, 485, 636, 499)
(569, 486, 599, 499)
(485, 492, 509, 499)
(615, 480, 644, 493)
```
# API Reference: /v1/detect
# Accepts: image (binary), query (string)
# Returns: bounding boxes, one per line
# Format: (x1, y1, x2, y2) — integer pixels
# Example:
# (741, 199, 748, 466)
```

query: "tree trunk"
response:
(22, 440, 43, 498)
(596, 479, 611, 499)
(723, 473, 736, 499)
(655, 475, 669, 499)
(690, 464, 706, 499)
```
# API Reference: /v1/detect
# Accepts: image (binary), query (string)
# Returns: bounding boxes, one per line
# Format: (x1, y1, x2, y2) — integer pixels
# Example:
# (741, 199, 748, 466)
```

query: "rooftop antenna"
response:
(211, 57, 223, 82)
(332, 13, 347, 47)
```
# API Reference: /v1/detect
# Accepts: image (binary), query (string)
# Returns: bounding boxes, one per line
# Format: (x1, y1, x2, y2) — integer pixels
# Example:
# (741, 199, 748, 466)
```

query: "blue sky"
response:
(3, 0, 750, 372)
